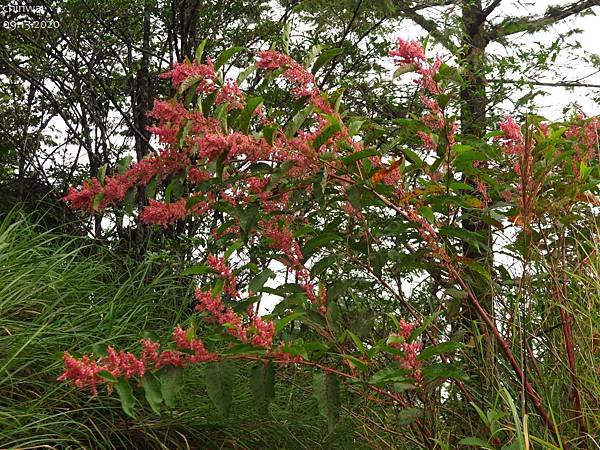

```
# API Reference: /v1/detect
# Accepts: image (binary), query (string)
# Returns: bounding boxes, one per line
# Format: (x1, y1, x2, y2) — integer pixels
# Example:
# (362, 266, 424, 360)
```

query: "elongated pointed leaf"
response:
(285, 104, 313, 138)
(249, 269, 276, 292)
(204, 361, 233, 417)
(313, 122, 341, 149)
(311, 48, 343, 75)
(140, 372, 163, 414)
(159, 366, 184, 408)
(239, 96, 263, 133)
(115, 377, 136, 418)
(214, 46, 245, 71)
(313, 372, 340, 432)
(195, 39, 208, 63)
(250, 362, 275, 414)
(417, 341, 463, 360)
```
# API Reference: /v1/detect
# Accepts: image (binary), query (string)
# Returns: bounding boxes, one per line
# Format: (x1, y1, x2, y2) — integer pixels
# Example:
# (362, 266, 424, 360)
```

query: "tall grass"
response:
(0, 212, 368, 449)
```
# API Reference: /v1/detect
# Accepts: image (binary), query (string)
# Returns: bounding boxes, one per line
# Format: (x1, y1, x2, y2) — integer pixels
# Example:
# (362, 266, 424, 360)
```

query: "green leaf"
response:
(281, 21, 291, 54)
(159, 366, 184, 408)
(97, 164, 107, 185)
(419, 206, 435, 224)
(214, 46, 245, 71)
(346, 183, 364, 210)
(417, 341, 463, 360)
(123, 187, 136, 215)
(348, 119, 364, 136)
(249, 269, 276, 292)
(313, 122, 341, 149)
(285, 104, 313, 137)
(194, 39, 208, 63)
(262, 125, 278, 146)
(181, 264, 211, 276)
(458, 437, 493, 449)
(303, 44, 326, 68)
(238, 96, 263, 134)
(92, 192, 104, 211)
(97, 370, 116, 382)
(238, 203, 259, 242)
(237, 64, 257, 84)
(311, 48, 343, 75)
(204, 361, 233, 417)
(164, 175, 184, 203)
(393, 63, 418, 78)
(311, 255, 336, 277)
(341, 148, 379, 166)
(445, 287, 468, 299)
(118, 155, 133, 174)
(346, 329, 365, 354)
(178, 74, 202, 95)
(369, 367, 412, 385)
(224, 240, 244, 259)
(250, 362, 275, 414)
(275, 311, 306, 333)
(140, 373, 163, 415)
(302, 232, 344, 260)
(145, 175, 159, 199)
(422, 363, 469, 382)
(343, 354, 368, 371)
(312, 372, 340, 432)
(115, 377, 136, 418)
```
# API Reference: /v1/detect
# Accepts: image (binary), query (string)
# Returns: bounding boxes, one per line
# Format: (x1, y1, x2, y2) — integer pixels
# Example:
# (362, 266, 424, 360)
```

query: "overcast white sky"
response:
(393, 0, 600, 119)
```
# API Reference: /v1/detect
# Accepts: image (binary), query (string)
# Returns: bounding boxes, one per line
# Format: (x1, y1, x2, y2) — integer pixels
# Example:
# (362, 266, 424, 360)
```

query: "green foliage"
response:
(312, 372, 340, 433)
(204, 361, 234, 417)
(250, 362, 275, 414)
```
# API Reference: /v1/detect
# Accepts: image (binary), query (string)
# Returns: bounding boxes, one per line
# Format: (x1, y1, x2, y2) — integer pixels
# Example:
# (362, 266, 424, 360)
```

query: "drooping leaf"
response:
(312, 372, 340, 432)
(422, 363, 469, 382)
(313, 122, 341, 149)
(275, 311, 306, 333)
(285, 104, 313, 137)
(250, 362, 275, 414)
(194, 39, 208, 63)
(311, 48, 343, 75)
(249, 269, 276, 292)
(238, 96, 263, 134)
(341, 148, 379, 166)
(115, 377, 136, 418)
(159, 366, 184, 408)
(140, 372, 163, 414)
(417, 341, 463, 360)
(204, 361, 233, 417)
(97, 164, 107, 185)
(310, 255, 336, 277)
(181, 264, 211, 276)
(302, 232, 344, 260)
(214, 46, 245, 71)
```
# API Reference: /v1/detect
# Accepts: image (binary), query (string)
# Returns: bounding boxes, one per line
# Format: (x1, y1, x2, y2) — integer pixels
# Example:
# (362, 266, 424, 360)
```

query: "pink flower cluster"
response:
(58, 327, 217, 395)
(206, 255, 238, 298)
(194, 289, 275, 348)
(565, 115, 599, 176)
(215, 78, 245, 110)
(389, 38, 441, 95)
(140, 198, 187, 228)
(497, 116, 525, 155)
(160, 60, 217, 94)
(389, 319, 423, 382)
(255, 50, 333, 114)
(389, 38, 426, 67)
(389, 41, 455, 151)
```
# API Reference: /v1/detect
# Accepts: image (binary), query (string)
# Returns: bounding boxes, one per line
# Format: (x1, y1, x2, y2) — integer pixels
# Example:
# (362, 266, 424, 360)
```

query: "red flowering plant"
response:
(59, 38, 598, 444)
